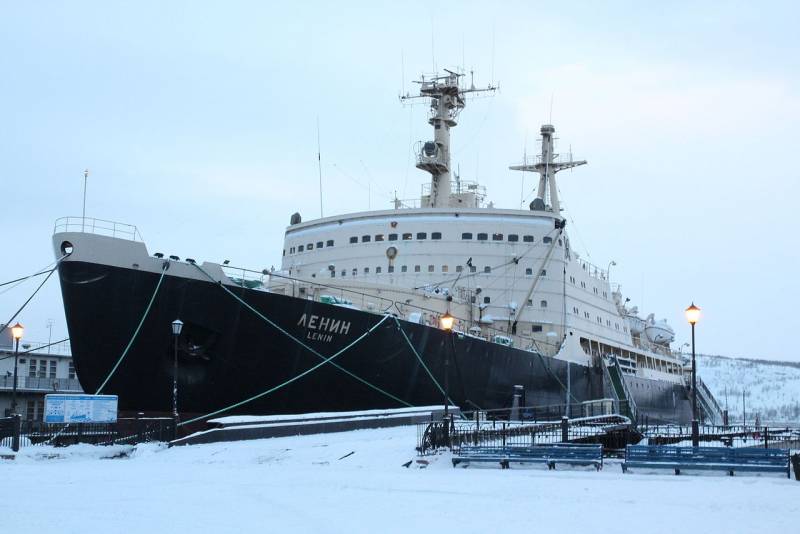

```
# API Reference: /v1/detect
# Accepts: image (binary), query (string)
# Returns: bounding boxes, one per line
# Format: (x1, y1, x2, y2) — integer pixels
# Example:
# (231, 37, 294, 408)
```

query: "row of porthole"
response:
(572, 306, 629, 334)
(285, 231, 562, 256)
(315, 264, 547, 277)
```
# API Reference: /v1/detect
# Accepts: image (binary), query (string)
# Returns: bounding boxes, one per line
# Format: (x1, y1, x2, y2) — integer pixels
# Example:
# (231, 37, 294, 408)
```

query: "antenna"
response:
(82, 168, 89, 232)
(317, 117, 323, 218)
(549, 93, 555, 124)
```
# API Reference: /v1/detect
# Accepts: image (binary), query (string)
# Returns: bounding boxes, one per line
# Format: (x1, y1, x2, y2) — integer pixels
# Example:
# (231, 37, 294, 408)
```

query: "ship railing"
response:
(53, 216, 143, 242)
(640, 422, 800, 449)
(0, 339, 72, 356)
(0, 376, 83, 393)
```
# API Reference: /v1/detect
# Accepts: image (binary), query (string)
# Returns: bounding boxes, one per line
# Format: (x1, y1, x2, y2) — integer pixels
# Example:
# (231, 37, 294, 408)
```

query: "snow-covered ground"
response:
(1, 426, 797, 534)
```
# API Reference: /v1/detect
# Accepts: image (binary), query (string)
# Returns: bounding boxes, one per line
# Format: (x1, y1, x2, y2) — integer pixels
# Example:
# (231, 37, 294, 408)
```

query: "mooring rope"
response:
(184, 263, 412, 425)
(95, 261, 170, 394)
(0, 254, 68, 338)
(178, 313, 394, 426)
(392, 317, 454, 406)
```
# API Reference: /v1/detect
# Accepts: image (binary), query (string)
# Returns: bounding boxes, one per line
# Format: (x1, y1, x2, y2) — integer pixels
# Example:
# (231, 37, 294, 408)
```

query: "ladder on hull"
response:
(601, 355, 638, 424)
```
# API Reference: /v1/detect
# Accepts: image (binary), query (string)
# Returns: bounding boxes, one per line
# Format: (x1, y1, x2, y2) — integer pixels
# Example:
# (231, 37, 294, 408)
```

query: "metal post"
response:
(11, 414, 20, 452)
(81, 169, 88, 232)
(691, 322, 699, 447)
(10, 338, 20, 415)
(172, 332, 179, 440)
(561, 416, 569, 443)
(764, 426, 768, 449)
(565, 360, 571, 419)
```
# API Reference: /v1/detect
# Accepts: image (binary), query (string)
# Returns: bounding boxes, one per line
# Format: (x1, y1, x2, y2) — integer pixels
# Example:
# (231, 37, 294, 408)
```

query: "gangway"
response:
(601, 355, 638, 423)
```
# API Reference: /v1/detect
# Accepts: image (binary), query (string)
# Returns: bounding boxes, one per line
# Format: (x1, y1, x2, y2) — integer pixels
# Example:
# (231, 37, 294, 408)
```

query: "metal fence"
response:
(641, 423, 800, 449)
(0, 416, 174, 449)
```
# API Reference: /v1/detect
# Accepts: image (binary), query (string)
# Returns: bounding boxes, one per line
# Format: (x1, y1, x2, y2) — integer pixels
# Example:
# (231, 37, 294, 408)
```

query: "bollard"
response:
(561, 416, 569, 443)
(11, 414, 21, 452)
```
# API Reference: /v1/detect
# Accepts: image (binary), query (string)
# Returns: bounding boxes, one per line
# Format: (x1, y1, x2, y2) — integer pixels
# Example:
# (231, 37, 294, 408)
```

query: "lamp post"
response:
(171, 319, 183, 438)
(606, 260, 617, 281)
(685, 303, 701, 447)
(10, 323, 24, 416)
(439, 312, 455, 418)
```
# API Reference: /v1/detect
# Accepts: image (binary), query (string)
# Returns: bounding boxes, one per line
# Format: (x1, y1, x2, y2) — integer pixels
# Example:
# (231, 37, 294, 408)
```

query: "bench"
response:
(622, 445, 791, 478)
(452, 443, 603, 470)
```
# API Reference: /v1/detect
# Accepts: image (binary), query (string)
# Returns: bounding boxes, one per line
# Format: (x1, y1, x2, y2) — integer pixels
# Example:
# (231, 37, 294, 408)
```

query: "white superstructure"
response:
(269, 69, 683, 385)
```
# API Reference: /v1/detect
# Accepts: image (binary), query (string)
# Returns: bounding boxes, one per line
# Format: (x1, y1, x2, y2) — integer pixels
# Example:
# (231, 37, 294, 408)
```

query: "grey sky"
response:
(2, 1, 798, 360)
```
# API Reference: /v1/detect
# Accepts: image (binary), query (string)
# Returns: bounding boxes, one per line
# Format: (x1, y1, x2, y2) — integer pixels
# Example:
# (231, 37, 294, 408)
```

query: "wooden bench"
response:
(452, 443, 603, 470)
(622, 445, 791, 478)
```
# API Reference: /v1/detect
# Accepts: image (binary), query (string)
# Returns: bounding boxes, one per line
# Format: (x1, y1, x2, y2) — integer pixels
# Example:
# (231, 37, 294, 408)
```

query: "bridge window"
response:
(352, 268, 357, 276)
(416, 232, 427, 240)
(540, 300, 547, 308)
(341, 269, 346, 277)
(316, 241, 324, 248)
(508, 234, 519, 242)
(442, 265, 448, 272)
(375, 234, 385, 242)
(432, 232, 442, 240)
(523, 235, 534, 243)
(364, 267, 370, 274)
(484, 266, 491, 273)
(307, 243, 313, 250)
(461, 232, 473, 240)
(428, 265, 434, 272)
(388, 233, 398, 241)
(492, 233, 503, 241)
(525, 268, 533, 276)
(349, 236, 358, 244)
(414, 265, 421, 272)
(298, 245, 304, 252)
(483, 296, 491, 304)
(376, 266, 382, 274)
(477, 233, 488, 241)
(362, 235, 371, 243)
(401, 265, 407, 273)
(402, 233, 413, 240)
(469, 265, 477, 273)
(388, 265, 394, 273)
(455, 265, 463, 272)
(532, 324, 543, 333)
(543, 236, 552, 244)
(326, 240, 334, 247)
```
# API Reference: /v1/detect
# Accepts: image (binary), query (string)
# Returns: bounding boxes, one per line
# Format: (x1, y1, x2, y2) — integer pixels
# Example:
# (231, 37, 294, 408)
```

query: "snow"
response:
(1, 426, 797, 533)
(211, 405, 445, 425)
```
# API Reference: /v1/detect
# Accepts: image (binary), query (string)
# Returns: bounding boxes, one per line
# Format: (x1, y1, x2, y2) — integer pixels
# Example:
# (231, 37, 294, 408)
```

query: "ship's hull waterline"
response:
(56, 258, 692, 423)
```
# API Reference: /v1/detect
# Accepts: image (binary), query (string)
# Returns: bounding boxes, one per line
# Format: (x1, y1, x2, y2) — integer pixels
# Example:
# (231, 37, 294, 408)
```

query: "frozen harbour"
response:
(1, 426, 797, 534)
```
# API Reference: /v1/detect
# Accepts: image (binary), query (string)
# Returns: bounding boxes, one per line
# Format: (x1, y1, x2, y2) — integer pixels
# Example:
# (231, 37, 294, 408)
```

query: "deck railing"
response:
(53, 216, 143, 241)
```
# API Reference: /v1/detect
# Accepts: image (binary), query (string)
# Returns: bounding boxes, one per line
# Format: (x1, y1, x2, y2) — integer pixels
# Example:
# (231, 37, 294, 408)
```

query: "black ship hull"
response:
(57, 259, 691, 423)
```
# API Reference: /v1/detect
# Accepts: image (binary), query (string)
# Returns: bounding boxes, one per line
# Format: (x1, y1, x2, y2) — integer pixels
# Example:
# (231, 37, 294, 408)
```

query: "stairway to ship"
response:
(602, 356, 638, 424)
(695, 377, 724, 425)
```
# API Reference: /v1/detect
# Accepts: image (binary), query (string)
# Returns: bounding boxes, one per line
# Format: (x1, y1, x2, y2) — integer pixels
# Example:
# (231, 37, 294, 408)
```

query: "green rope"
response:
(178, 313, 393, 426)
(393, 317, 455, 406)
(184, 263, 411, 424)
(96, 262, 169, 394)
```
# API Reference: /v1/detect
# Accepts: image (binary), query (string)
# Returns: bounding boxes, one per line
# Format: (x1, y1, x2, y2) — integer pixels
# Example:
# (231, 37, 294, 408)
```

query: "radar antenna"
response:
(400, 69, 496, 207)
(510, 124, 586, 215)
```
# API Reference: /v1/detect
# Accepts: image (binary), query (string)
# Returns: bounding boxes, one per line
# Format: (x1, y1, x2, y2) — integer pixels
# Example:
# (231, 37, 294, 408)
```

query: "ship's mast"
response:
(510, 124, 586, 214)
(401, 69, 495, 208)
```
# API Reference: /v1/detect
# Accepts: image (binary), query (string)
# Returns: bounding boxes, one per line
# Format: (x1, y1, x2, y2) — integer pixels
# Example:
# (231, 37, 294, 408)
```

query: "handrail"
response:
(53, 217, 143, 242)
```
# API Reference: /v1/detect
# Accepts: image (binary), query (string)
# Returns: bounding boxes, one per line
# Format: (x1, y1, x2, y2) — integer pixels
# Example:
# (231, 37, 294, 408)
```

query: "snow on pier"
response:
(1, 425, 797, 533)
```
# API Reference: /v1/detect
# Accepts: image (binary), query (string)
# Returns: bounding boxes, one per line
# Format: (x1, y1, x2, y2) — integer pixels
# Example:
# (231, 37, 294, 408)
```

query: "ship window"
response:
(428, 265, 434, 272)
(362, 235, 371, 242)
(298, 245, 304, 252)
(307, 243, 313, 250)
(532, 324, 543, 333)
(461, 232, 473, 240)
(597, 317, 602, 323)
(624, 326, 628, 333)
(540, 300, 547, 308)
(492, 233, 503, 241)
(558, 239, 562, 246)
(615, 323, 620, 330)
(477, 233, 488, 241)
(349, 236, 358, 244)
(375, 234, 385, 241)
(290, 247, 295, 254)
(527, 299, 533, 306)
(416, 232, 427, 240)
(483, 296, 491, 304)
(541, 269, 547, 276)
(606, 320, 611, 326)
(543, 236, 552, 244)
(326, 240, 334, 247)
(469, 265, 477, 273)
(508, 234, 519, 242)
(431, 232, 442, 240)
(388, 265, 394, 273)
(388, 233, 398, 241)
(283, 250, 286, 256)
(525, 268, 533, 276)
(352, 268, 357, 276)
(401, 265, 408, 272)
(364, 267, 370, 274)
(316, 241, 324, 248)
(442, 265, 448, 272)
(403, 233, 413, 240)
(376, 266, 382, 274)
(341, 270, 346, 277)
(523, 235, 534, 243)
(585, 312, 590, 319)
(484, 266, 491, 273)
(330, 270, 335, 278)
(456, 265, 463, 272)
(414, 265, 421, 272)
(573, 307, 579, 314)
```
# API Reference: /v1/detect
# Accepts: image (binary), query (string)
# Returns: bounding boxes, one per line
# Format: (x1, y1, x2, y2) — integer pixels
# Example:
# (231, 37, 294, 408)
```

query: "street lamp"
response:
(439, 312, 454, 446)
(685, 303, 701, 446)
(10, 323, 24, 415)
(171, 319, 183, 438)
(607, 260, 617, 281)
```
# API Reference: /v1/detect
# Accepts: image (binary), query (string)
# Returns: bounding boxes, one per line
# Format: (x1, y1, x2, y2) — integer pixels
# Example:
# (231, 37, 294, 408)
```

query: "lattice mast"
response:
(509, 124, 587, 214)
(401, 69, 495, 208)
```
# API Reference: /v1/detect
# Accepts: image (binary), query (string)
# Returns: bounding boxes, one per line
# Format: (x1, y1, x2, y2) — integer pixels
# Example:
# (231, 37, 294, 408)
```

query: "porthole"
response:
(60, 241, 74, 255)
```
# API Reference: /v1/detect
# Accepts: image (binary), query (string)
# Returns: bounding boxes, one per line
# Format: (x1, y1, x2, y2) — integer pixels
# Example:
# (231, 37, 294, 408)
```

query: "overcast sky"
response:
(2, 1, 798, 360)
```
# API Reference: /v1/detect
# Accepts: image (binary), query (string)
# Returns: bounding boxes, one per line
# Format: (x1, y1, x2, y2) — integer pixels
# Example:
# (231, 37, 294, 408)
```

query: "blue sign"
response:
(44, 394, 118, 423)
